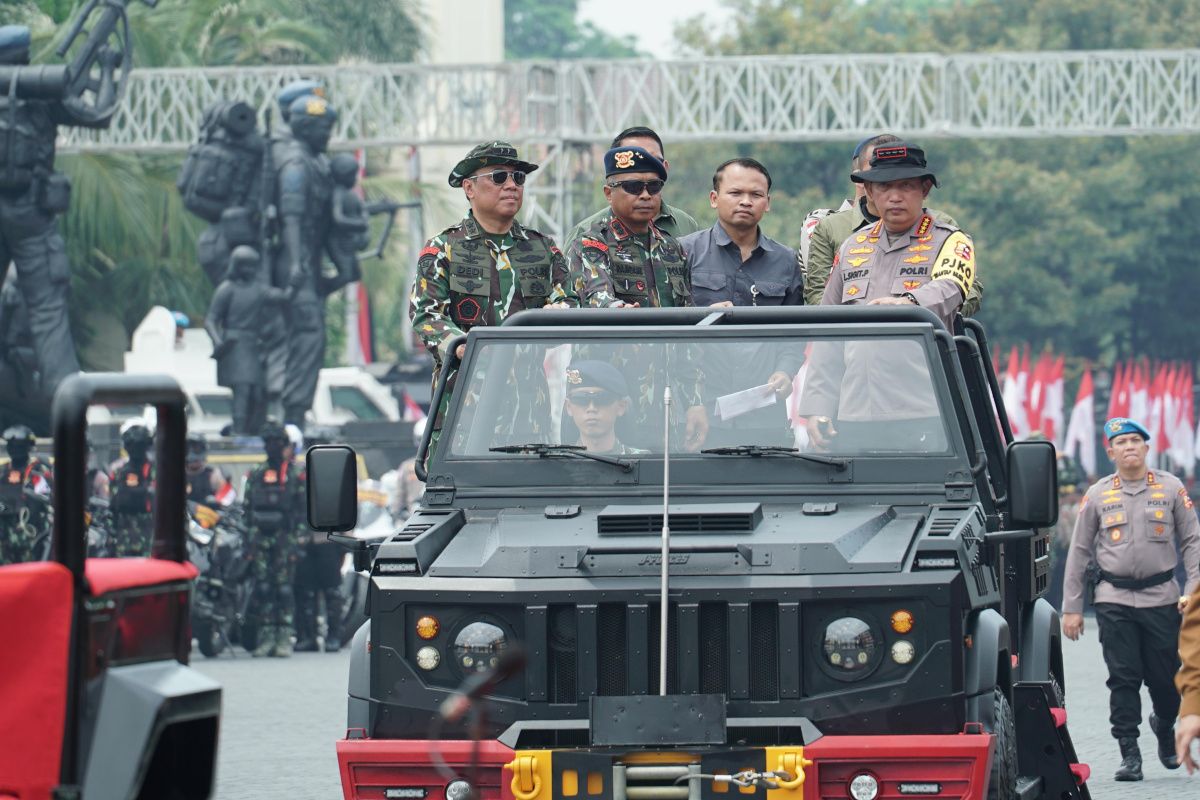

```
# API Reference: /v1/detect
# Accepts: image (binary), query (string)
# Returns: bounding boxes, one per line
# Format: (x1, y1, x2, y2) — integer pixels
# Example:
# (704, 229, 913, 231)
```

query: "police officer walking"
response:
(108, 419, 155, 557)
(1062, 417, 1200, 780)
(0, 424, 51, 564)
(410, 141, 576, 452)
(243, 419, 306, 657)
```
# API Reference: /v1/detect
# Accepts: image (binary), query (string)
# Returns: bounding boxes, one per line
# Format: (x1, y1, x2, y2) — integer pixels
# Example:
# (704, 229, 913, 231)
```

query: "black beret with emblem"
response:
(565, 360, 630, 398)
(603, 146, 667, 181)
(449, 141, 540, 187)
(851, 141, 939, 187)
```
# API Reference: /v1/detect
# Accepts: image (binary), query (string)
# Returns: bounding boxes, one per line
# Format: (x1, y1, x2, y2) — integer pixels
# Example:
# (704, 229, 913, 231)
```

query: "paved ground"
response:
(195, 619, 1199, 800)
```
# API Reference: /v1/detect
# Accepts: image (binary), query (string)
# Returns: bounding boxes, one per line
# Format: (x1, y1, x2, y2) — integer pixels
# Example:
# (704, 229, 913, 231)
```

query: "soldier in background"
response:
(1062, 418, 1200, 781)
(185, 432, 233, 507)
(108, 419, 155, 557)
(0, 424, 51, 564)
(243, 419, 306, 657)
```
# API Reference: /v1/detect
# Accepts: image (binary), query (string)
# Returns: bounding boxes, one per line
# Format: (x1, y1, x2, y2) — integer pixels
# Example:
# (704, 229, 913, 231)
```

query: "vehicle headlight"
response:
(415, 646, 441, 671)
(848, 773, 879, 800)
(452, 621, 508, 674)
(823, 616, 879, 679)
(891, 640, 916, 665)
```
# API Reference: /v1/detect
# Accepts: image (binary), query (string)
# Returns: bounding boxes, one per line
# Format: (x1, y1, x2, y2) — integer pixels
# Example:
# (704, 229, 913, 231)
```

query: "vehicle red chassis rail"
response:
(336, 734, 994, 800)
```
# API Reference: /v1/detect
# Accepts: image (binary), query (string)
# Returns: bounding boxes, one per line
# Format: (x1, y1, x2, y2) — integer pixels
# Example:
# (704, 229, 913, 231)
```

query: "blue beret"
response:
(565, 361, 629, 398)
(277, 79, 324, 111)
(1104, 417, 1150, 441)
(604, 146, 667, 181)
(288, 94, 337, 123)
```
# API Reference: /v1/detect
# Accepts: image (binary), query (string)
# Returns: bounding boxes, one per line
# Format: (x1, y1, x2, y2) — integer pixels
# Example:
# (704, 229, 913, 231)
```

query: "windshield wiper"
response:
(701, 444, 849, 471)
(489, 443, 634, 472)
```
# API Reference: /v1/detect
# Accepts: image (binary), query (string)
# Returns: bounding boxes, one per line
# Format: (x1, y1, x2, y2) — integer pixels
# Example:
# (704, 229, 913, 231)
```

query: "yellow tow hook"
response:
(505, 754, 542, 800)
(774, 750, 814, 791)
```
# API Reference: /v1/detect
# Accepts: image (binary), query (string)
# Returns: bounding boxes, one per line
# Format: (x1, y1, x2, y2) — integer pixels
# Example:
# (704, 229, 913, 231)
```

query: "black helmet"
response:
(3, 424, 34, 447)
(259, 418, 287, 442)
(187, 431, 208, 453)
(121, 420, 153, 448)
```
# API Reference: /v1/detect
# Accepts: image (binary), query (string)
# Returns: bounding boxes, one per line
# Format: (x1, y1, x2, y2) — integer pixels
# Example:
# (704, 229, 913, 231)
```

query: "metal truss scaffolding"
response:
(62, 50, 1200, 237)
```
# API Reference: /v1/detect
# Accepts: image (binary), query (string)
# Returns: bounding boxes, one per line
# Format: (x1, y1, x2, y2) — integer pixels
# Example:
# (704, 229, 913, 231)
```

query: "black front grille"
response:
(597, 506, 762, 535)
(539, 601, 782, 702)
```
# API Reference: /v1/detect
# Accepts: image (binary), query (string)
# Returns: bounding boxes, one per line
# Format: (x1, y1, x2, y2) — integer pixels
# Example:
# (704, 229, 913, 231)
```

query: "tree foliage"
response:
(506, 0, 640, 59)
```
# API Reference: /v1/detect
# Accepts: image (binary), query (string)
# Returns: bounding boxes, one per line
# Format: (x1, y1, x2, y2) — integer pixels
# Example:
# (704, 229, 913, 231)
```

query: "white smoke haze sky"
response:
(577, 0, 732, 59)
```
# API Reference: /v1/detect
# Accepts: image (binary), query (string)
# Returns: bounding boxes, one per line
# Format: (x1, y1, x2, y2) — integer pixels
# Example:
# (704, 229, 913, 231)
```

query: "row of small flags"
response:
(1000, 346, 1197, 479)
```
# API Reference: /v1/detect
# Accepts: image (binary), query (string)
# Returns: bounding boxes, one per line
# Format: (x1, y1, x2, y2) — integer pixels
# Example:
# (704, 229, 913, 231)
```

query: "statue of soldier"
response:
(107, 419, 155, 557)
(243, 419, 306, 657)
(0, 424, 51, 565)
(0, 25, 104, 397)
(273, 94, 338, 425)
(205, 245, 288, 434)
(327, 151, 368, 289)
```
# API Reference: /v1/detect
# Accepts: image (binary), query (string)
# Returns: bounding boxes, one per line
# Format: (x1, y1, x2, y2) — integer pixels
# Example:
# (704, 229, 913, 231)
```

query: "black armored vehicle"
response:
(311, 306, 1090, 800)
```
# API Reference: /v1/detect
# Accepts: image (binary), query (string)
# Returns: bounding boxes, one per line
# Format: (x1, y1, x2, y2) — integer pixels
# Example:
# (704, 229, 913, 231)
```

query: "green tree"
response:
(505, 0, 639, 59)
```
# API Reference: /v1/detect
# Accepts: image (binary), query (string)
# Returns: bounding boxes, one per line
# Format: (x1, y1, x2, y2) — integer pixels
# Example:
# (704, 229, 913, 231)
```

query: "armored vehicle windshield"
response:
(436, 320, 973, 489)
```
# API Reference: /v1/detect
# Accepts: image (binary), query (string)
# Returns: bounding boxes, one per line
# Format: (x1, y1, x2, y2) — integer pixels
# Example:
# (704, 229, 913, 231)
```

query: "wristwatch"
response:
(901, 293, 919, 305)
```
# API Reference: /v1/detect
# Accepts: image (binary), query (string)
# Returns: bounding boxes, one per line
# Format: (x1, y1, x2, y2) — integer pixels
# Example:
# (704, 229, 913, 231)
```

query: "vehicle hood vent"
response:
(394, 510, 458, 542)
(597, 503, 763, 535)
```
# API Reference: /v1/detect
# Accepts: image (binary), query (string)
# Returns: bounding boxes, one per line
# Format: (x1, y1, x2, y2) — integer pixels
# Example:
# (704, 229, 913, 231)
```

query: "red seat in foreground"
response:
(0, 562, 73, 800)
(84, 557, 199, 596)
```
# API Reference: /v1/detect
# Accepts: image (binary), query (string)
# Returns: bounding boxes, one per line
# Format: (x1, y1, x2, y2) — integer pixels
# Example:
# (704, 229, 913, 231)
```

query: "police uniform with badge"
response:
(799, 143, 975, 449)
(568, 146, 693, 309)
(1062, 417, 1200, 780)
(244, 419, 307, 657)
(108, 420, 156, 557)
(0, 25, 83, 395)
(0, 424, 51, 564)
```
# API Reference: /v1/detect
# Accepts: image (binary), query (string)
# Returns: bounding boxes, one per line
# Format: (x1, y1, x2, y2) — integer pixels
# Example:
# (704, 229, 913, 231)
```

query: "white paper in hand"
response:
(714, 383, 777, 421)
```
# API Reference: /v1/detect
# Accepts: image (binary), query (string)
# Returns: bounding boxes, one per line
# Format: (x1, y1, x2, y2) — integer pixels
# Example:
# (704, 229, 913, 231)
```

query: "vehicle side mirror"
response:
(1007, 440, 1058, 528)
(307, 444, 358, 533)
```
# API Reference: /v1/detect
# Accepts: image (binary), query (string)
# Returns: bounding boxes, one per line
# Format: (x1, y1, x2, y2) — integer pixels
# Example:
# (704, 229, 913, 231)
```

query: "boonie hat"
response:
(851, 141, 938, 187)
(449, 141, 539, 188)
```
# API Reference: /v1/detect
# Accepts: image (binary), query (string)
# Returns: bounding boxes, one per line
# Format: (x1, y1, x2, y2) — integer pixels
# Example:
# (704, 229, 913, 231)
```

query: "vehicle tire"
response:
(987, 686, 1018, 800)
(238, 619, 260, 654)
(194, 618, 225, 658)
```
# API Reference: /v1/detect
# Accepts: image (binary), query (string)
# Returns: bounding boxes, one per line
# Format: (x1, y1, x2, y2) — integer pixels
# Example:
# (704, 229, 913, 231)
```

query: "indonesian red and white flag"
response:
(1062, 367, 1096, 478)
(1041, 355, 1065, 447)
(1107, 361, 1129, 420)
(401, 389, 426, 423)
(1001, 346, 1029, 439)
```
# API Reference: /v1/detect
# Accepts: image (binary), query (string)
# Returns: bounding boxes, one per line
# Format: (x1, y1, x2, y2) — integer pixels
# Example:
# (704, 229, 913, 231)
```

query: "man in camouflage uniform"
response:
(566, 126, 700, 243)
(804, 133, 982, 315)
(243, 419, 306, 657)
(566, 145, 708, 449)
(0, 424, 51, 564)
(799, 142, 978, 451)
(1062, 417, 1200, 780)
(107, 419, 155, 557)
(410, 141, 577, 453)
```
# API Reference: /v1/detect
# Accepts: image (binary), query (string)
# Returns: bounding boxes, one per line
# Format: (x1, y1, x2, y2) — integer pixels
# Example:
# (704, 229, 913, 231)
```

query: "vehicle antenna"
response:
(659, 386, 671, 696)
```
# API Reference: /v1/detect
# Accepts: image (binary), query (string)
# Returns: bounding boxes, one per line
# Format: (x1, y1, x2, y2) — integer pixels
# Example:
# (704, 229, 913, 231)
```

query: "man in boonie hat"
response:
(563, 361, 647, 455)
(1061, 415, 1200, 780)
(410, 141, 576, 458)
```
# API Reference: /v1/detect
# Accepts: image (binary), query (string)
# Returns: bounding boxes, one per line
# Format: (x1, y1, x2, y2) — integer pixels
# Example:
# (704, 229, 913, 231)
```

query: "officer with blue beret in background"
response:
(1062, 417, 1200, 781)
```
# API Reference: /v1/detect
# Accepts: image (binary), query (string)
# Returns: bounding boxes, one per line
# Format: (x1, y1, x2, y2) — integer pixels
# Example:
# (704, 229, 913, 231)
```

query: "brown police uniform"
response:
(798, 212, 975, 436)
(1062, 469, 1200, 742)
(1179, 591, 1200, 718)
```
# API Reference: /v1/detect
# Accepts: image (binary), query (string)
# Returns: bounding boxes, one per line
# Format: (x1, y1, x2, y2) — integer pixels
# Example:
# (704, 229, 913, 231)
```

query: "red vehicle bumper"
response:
(336, 733, 994, 800)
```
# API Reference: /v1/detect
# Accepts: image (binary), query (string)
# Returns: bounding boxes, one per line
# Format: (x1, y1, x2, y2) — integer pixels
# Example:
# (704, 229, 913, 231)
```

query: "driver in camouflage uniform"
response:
(0, 424, 51, 564)
(108, 419, 155, 557)
(410, 141, 577, 455)
(244, 419, 306, 657)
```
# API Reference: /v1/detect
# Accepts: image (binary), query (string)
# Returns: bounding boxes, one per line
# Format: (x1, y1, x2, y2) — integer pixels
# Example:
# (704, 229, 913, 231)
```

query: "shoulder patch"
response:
(930, 230, 975, 298)
(580, 237, 608, 252)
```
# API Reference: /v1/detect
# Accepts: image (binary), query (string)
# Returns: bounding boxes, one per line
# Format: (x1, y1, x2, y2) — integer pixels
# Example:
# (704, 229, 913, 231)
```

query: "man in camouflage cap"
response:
(410, 141, 578, 454)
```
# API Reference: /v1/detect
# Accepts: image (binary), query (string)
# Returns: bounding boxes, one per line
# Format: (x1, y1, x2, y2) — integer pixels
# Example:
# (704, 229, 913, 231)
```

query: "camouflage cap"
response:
(449, 141, 539, 188)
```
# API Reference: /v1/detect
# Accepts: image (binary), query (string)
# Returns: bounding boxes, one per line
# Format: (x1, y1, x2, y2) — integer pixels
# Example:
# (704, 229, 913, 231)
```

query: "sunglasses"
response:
(467, 169, 527, 186)
(566, 390, 620, 408)
(607, 179, 665, 196)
